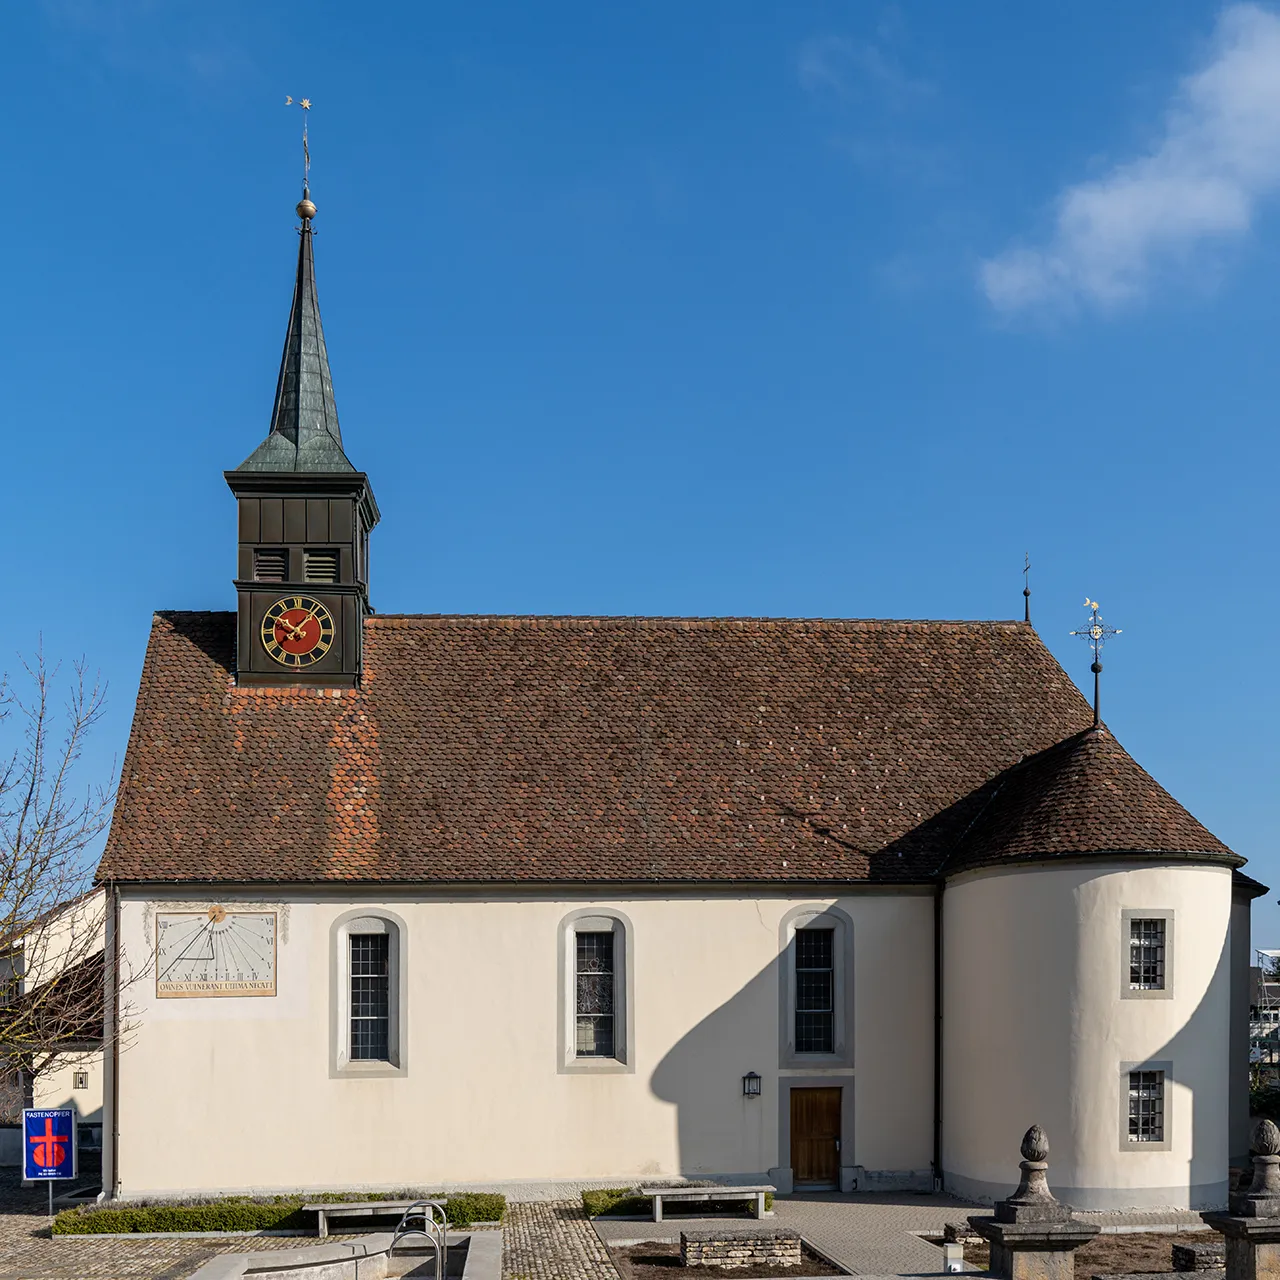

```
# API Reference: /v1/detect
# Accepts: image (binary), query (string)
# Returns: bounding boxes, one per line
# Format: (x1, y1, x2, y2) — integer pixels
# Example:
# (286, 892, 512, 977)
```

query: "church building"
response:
(96, 189, 1261, 1211)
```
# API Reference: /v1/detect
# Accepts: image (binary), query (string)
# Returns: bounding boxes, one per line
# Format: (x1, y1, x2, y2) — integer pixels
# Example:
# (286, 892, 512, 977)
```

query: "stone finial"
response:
(1021, 1125, 1049, 1163)
(994, 1124, 1070, 1225)
(1231, 1119, 1280, 1216)
(1255, 1120, 1280, 1157)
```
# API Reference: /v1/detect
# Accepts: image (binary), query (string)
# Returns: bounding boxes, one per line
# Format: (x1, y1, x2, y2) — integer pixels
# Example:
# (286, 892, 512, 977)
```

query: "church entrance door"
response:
(790, 1086, 841, 1188)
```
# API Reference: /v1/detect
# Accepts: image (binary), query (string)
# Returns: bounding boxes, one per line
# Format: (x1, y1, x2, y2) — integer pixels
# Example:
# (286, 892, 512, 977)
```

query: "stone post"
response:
(1203, 1120, 1280, 1280)
(968, 1126, 1100, 1280)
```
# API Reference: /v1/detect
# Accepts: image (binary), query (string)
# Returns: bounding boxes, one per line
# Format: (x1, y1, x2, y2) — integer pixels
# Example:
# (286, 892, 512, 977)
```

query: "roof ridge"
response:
(365, 614, 1035, 629)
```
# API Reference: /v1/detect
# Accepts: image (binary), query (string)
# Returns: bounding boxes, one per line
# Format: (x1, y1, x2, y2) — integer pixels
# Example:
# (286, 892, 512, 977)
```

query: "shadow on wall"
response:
(650, 957, 781, 1181)
(1123, 923, 1232, 1210)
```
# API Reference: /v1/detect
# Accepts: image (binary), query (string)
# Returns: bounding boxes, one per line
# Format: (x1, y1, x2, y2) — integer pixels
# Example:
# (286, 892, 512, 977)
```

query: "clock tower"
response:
(225, 190, 379, 687)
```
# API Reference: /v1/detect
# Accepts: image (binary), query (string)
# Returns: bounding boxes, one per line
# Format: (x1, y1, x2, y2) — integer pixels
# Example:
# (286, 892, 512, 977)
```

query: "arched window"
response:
(778, 905, 854, 1068)
(330, 910, 407, 1077)
(558, 909, 635, 1074)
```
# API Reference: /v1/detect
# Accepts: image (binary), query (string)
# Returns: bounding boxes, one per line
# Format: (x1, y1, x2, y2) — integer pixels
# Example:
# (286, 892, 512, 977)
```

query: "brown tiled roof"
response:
(945, 728, 1238, 873)
(96, 612, 1236, 885)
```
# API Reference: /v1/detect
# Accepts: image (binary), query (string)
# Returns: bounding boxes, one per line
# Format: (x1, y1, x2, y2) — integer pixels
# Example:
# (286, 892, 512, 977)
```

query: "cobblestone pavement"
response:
(502, 1201, 618, 1280)
(0, 1174, 359, 1280)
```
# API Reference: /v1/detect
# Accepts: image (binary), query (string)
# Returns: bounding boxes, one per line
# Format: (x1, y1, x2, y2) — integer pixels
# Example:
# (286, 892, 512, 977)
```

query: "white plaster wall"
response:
(942, 860, 1232, 1211)
(33, 1052, 104, 1124)
(22, 889, 105, 989)
(1229, 893, 1253, 1168)
(109, 889, 934, 1195)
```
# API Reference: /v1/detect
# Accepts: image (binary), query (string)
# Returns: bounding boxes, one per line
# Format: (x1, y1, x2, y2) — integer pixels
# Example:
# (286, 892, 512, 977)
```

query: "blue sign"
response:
(22, 1108, 76, 1181)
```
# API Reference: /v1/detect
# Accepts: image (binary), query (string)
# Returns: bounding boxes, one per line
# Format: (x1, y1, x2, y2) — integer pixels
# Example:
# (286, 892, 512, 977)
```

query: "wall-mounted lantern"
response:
(742, 1071, 762, 1098)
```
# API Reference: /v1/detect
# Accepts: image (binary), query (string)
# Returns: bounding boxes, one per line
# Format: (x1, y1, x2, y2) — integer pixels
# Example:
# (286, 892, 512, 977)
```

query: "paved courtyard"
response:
(0, 1174, 365, 1280)
(0, 1168, 1217, 1280)
(591, 1191, 978, 1276)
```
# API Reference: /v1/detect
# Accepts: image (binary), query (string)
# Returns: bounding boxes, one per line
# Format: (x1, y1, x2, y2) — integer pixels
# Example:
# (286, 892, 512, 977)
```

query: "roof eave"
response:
(943, 847, 1244, 879)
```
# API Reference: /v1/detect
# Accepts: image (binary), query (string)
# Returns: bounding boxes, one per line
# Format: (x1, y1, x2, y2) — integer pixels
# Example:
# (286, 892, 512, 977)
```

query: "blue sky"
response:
(2, 2, 1277, 932)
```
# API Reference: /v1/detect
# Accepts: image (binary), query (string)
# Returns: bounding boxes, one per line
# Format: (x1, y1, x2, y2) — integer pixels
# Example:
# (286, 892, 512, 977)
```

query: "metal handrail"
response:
(390, 1199, 448, 1280)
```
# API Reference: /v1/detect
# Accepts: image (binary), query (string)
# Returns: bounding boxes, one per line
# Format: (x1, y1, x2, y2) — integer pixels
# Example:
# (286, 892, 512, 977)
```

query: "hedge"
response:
(52, 1191, 506, 1235)
(581, 1187, 774, 1217)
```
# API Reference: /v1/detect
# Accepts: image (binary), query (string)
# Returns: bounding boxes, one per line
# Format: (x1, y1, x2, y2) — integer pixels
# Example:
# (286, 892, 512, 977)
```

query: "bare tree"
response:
(0, 649, 114, 1108)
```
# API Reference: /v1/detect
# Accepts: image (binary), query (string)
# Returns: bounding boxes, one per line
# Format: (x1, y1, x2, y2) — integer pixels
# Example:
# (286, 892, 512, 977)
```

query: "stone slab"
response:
(1171, 1241, 1225, 1271)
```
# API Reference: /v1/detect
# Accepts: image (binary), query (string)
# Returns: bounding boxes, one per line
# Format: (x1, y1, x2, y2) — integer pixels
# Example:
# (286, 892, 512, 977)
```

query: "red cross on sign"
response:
(29, 1118, 67, 1169)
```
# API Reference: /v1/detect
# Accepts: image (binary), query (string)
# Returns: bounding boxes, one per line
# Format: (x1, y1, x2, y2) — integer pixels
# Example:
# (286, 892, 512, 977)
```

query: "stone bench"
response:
(637, 1185, 774, 1223)
(299, 1198, 445, 1239)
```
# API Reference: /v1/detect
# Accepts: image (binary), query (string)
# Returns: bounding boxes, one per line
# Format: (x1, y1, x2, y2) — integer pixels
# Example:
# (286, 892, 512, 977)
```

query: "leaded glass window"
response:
(575, 930, 615, 1058)
(350, 933, 390, 1061)
(795, 927, 834, 1054)
(1128, 1070, 1165, 1143)
(1129, 919, 1166, 990)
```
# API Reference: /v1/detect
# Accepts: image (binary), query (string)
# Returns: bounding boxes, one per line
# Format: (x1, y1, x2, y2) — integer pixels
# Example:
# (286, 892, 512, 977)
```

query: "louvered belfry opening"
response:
(253, 548, 288, 582)
(304, 549, 340, 583)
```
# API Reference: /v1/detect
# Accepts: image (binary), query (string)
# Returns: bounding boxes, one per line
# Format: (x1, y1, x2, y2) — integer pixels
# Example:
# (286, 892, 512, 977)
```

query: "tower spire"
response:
(224, 102, 379, 689)
(234, 99, 353, 473)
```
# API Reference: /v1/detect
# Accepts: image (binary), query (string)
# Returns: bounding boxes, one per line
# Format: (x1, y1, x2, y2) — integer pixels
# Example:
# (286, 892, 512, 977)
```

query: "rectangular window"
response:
(253, 548, 288, 582)
(1129, 919, 1166, 990)
(1128, 1070, 1165, 1143)
(350, 933, 390, 1062)
(305, 549, 340, 583)
(795, 927, 834, 1054)
(575, 931, 615, 1058)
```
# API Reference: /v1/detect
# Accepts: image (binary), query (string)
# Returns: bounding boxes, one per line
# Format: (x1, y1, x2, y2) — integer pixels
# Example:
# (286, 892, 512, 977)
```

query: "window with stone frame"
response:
(1128, 918, 1167, 991)
(349, 933, 390, 1061)
(575, 930, 616, 1058)
(795, 926, 835, 1054)
(1127, 1069, 1165, 1143)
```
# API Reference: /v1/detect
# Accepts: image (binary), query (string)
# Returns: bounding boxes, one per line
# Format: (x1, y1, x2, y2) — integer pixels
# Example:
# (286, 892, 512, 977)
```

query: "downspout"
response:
(932, 878, 943, 1192)
(108, 881, 121, 1199)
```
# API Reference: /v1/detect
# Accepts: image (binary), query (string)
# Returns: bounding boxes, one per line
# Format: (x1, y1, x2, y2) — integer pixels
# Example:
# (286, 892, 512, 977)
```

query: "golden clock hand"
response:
(274, 616, 306, 641)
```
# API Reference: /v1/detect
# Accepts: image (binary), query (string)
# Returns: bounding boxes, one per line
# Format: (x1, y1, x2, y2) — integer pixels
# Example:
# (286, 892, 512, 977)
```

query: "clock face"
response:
(156, 907, 277, 997)
(261, 595, 335, 667)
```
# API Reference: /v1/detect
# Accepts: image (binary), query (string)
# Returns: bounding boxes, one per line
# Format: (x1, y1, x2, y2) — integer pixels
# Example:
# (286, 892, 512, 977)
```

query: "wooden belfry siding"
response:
(236, 496, 357, 586)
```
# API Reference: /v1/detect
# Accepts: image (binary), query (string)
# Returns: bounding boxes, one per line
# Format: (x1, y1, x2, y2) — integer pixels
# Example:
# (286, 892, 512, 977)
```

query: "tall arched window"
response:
(558, 908, 635, 1074)
(330, 910, 407, 1077)
(778, 905, 854, 1068)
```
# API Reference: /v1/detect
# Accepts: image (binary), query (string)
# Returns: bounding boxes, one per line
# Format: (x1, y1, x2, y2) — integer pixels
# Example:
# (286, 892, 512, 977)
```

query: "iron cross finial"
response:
(1071, 599, 1121, 727)
(1023, 553, 1031, 623)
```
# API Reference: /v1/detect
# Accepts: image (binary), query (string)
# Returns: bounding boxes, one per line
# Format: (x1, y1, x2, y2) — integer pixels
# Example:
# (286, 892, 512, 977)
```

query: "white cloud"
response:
(981, 4, 1280, 314)
(798, 34, 931, 110)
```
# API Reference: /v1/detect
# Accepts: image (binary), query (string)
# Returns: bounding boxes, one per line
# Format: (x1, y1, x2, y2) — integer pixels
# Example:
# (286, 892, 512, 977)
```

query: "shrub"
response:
(442, 1192, 505, 1226)
(582, 1188, 639, 1217)
(54, 1201, 304, 1235)
(580, 1187, 772, 1217)
(1252, 1085, 1280, 1126)
(52, 1190, 505, 1235)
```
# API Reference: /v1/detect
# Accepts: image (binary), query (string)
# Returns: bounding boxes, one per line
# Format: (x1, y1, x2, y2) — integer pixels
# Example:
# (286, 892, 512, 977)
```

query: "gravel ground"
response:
(963, 1230, 1214, 1274)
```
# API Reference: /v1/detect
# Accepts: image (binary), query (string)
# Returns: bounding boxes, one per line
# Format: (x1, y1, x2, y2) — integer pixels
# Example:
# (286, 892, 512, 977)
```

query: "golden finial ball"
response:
(296, 197, 317, 219)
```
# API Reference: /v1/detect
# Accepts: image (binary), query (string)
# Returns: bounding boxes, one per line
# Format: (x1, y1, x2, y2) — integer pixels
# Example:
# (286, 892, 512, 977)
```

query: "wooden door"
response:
(791, 1087, 842, 1186)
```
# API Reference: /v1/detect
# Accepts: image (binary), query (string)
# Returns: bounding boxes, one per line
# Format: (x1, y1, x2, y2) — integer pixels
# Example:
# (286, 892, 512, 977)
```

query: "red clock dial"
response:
(260, 596, 336, 668)
(273, 608, 322, 654)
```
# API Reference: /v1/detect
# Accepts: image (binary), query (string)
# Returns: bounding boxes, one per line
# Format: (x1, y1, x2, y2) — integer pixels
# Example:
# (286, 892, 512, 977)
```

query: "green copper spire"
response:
(234, 192, 355, 473)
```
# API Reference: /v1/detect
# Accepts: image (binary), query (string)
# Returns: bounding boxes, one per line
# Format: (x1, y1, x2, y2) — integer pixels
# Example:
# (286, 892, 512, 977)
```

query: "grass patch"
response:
(581, 1187, 774, 1217)
(52, 1190, 505, 1235)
